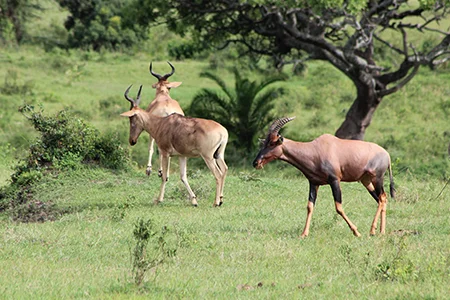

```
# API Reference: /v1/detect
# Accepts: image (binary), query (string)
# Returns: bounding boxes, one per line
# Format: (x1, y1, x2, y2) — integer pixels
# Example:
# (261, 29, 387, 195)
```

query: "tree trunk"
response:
(335, 83, 381, 141)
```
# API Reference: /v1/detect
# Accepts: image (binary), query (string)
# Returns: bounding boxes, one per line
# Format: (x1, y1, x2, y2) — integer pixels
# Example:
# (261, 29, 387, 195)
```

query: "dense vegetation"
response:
(0, 0, 449, 298)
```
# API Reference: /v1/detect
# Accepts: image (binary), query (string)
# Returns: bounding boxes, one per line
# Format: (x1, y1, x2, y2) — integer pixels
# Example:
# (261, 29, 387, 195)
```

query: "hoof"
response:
(146, 167, 152, 176)
(158, 170, 163, 177)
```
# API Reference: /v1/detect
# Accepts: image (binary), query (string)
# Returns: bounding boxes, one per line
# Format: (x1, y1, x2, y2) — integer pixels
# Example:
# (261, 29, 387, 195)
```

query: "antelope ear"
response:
(120, 110, 138, 117)
(151, 83, 158, 89)
(277, 136, 284, 145)
(167, 81, 182, 88)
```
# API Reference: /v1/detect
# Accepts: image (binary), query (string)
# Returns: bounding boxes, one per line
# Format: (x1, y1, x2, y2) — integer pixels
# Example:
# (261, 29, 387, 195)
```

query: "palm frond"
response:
(200, 71, 234, 101)
(188, 89, 234, 128)
(252, 87, 286, 116)
(255, 74, 288, 93)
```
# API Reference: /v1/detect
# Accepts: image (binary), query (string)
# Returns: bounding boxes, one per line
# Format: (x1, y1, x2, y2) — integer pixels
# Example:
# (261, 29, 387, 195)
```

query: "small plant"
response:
(375, 236, 418, 282)
(131, 218, 177, 286)
(111, 196, 136, 221)
(238, 171, 261, 182)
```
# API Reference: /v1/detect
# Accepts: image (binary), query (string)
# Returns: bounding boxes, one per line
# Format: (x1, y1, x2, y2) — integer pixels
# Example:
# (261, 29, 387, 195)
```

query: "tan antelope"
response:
(253, 117, 394, 237)
(144, 61, 184, 176)
(120, 85, 228, 207)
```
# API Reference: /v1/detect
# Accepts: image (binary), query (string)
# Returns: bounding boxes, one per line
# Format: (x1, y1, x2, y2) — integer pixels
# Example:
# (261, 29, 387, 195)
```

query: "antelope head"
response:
(120, 84, 146, 146)
(252, 117, 296, 169)
(149, 61, 182, 94)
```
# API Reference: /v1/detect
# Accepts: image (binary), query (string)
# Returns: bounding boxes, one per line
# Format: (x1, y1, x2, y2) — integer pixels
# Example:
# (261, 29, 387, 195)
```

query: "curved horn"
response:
(149, 62, 162, 80)
(124, 84, 135, 109)
(161, 61, 175, 80)
(268, 117, 296, 135)
(136, 85, 143, 106)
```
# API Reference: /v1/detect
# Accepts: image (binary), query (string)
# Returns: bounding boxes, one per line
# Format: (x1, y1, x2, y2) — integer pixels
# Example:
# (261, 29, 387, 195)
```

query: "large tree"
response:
(0, 0, 42, 44)
(128, 0, 450, 140)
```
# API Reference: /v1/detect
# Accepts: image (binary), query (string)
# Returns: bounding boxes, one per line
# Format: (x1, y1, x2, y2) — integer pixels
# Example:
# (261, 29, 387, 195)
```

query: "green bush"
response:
(0, 105, 130, 219)
(57, 0, 146, 51)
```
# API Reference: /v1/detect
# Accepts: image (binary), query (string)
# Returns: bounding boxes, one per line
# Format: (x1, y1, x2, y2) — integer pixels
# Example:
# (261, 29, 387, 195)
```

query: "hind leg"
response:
(362, 175, 386, 235)
(202, 157, 224, 207)
(330, 180, 361, 237)
(215, 157, 228, 206)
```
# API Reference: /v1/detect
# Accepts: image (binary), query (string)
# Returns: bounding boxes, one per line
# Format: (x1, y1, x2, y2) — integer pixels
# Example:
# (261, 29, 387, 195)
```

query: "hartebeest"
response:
(253, 117, 394, 237)
(120, 85, 228, 207)
(144, 61, 184, 176)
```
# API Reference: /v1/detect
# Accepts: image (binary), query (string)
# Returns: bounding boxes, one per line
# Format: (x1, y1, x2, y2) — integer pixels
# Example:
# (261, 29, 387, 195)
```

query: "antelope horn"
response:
(124, 84, 135, 109)
(149, 62, 162, 80)
(136, 85, 142, 106)
(124, 84, 143, 109)
(161, 61, 175, 80)
(268, 117, 296, 135)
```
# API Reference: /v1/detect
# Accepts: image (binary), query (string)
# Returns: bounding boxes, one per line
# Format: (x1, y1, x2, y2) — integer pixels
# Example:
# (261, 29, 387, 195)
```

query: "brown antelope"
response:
(144, 61, 184, 176)
(253, 117, 394, 237)
(120, 85, 228, 207)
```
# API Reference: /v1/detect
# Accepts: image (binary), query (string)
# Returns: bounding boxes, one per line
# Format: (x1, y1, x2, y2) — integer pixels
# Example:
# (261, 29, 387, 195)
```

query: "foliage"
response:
(0, 0, 43, 44)
(0, 104, 130, 219)
(56, 0, 146, 51)
(187, 68, 287, 152)
(131, 0, 450, 140)
(14, 104, 130, 174)
(132, 218, 177, 286)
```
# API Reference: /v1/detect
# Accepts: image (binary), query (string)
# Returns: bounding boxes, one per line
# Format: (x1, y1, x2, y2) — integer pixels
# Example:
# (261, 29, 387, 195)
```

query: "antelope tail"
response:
(388, 162, 395, 199)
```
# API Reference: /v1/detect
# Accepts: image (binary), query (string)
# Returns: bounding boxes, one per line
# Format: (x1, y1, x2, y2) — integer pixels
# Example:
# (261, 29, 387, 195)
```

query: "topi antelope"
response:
(144, 61, 184, 176)
(120, 85, 228, 207)
(253, 117, 394, 237)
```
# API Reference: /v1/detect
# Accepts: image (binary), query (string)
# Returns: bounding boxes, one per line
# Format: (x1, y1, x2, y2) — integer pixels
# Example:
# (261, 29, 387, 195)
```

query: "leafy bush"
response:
(167, 40, 203, 60)
(57, 0, 146, 51)
(131, 218, 178, 286)
(0, 105, 130, 220)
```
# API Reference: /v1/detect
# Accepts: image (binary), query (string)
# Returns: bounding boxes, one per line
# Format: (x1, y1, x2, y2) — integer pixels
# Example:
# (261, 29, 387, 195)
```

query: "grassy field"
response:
(0, 166, 449, 299)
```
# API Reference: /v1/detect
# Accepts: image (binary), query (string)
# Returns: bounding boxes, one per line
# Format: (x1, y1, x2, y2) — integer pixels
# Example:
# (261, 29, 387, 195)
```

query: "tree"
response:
(0, 0, 42, 44)
(187, 69, 287, 151)
(129, 0, 450, 140)
(56, 0, 146, 50)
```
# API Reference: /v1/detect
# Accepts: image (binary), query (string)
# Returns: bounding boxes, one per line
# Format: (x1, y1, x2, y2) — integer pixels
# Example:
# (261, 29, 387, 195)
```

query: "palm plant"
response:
(188, 68, 287, 152)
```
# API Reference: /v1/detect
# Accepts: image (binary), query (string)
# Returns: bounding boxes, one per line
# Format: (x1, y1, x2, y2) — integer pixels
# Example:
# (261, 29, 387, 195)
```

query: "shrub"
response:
(131, 218, 178, 286)
(0, 105, 130, 220)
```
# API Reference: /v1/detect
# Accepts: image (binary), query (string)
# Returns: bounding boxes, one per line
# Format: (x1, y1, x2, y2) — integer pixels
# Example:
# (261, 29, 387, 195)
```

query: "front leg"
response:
(146, 135, 155, 176)
(301, 182, 318, 238)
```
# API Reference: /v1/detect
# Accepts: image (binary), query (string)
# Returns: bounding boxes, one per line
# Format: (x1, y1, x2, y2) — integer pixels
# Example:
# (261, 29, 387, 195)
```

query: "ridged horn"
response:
(268, 117, 296, 135)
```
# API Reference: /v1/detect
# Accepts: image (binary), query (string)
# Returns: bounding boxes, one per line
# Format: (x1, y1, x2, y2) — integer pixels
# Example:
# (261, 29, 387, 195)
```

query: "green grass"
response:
(0, 167, 449, 298)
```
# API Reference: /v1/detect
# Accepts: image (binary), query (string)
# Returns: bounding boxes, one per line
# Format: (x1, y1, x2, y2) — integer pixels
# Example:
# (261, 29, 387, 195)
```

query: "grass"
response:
(0, 166, 449, 298)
